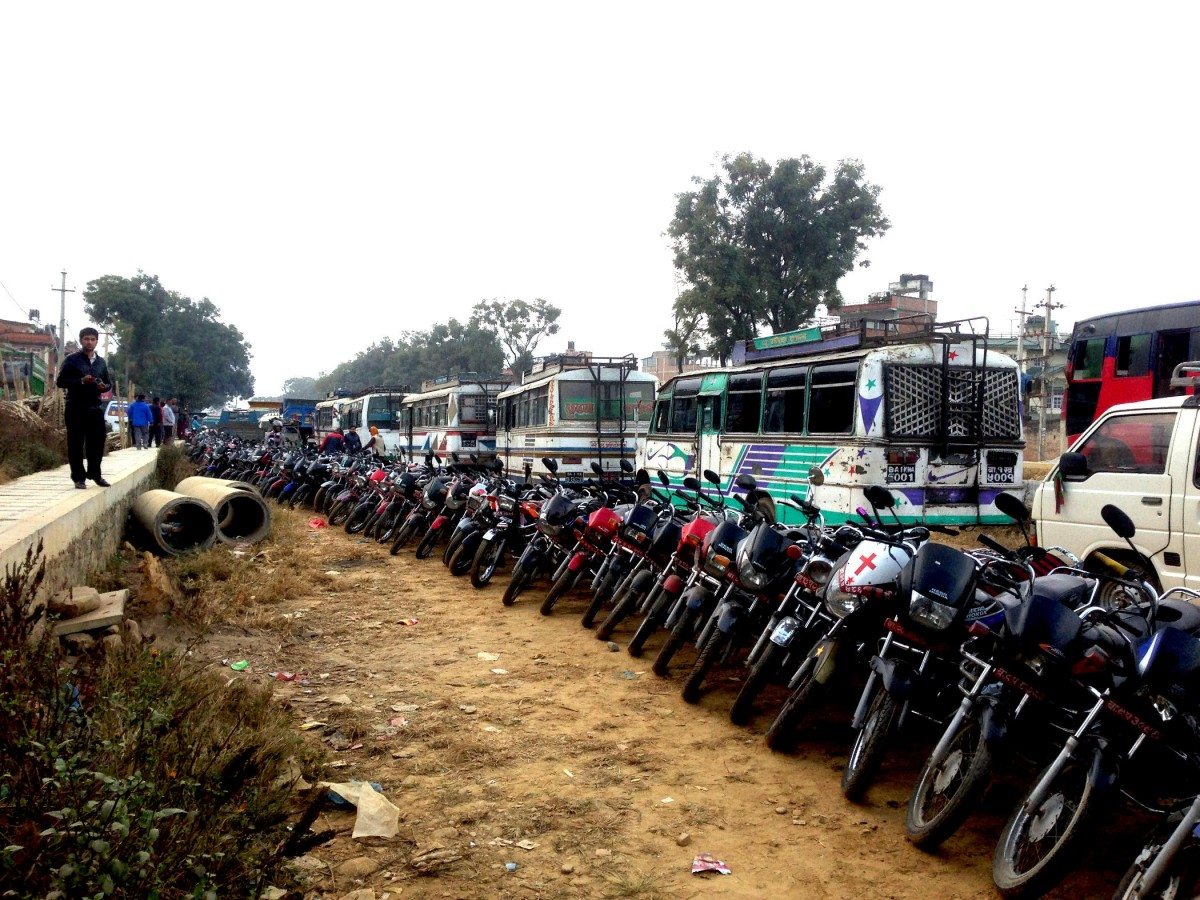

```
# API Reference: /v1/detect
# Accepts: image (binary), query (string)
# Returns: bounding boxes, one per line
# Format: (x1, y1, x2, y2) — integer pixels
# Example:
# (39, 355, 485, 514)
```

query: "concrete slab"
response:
(53, 589, 127, 635)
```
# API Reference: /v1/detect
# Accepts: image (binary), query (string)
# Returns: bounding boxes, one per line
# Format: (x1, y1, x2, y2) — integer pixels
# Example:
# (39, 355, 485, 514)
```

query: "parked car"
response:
(104, 400, 129, 434)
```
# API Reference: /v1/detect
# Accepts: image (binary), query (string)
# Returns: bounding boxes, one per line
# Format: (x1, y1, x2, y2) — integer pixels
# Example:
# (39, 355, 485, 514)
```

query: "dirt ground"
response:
(186, 510, 1131, 900)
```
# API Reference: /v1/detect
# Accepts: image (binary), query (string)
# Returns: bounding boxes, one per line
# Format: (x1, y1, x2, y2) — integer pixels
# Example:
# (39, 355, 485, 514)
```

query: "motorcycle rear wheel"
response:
(841, 687, 900, 802)
(905, 717, 992, 850)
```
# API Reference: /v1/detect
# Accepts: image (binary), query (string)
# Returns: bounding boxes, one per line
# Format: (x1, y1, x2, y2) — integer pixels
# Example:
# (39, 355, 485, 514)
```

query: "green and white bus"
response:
(638, 318, 1025, 525)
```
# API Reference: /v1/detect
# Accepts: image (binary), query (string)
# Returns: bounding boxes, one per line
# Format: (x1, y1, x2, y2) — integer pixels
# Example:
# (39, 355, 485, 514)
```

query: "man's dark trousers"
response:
(66, 404, 106, 483)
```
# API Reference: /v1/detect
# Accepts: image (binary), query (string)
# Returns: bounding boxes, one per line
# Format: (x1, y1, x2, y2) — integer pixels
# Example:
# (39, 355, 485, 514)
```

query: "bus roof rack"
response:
(732, 314, 992, 365)
(419, 372, 510, 392)
(1169, 360, 1200, 389)
(522, 354, 639, 382)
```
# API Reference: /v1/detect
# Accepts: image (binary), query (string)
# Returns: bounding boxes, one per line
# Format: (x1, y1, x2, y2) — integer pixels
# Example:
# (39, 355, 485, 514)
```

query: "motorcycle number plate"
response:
(770, 617, 801, 646)
(483, 529, 496, 540)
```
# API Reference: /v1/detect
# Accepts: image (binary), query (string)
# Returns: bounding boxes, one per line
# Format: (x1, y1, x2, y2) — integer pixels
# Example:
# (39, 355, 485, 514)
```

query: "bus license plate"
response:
(886, 464, 916, 484)
(987, 465, 1015, 484)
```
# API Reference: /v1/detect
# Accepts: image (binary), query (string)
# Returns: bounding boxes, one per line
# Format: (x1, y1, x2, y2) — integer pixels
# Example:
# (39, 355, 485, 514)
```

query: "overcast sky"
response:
(2, 2, 1197, 397)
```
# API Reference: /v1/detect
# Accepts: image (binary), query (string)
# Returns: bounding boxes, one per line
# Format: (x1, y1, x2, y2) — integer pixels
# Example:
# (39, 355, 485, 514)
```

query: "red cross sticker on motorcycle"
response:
(853, 552, 878, 577)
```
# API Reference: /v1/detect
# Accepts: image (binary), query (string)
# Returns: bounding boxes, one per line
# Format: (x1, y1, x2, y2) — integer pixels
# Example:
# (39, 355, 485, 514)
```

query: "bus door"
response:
(696, 374, 726, 483)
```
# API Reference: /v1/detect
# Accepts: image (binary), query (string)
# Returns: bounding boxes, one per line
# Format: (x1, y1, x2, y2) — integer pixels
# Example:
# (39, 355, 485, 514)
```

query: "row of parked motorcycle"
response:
(190, 429, 1200, 899)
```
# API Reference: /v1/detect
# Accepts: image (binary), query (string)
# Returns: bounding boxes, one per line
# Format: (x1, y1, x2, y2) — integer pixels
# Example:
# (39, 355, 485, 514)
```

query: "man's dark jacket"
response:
(55, 351, 111, 409)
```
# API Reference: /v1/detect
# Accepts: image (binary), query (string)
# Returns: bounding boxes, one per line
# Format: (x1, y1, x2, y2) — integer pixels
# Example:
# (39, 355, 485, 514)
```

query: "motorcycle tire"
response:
(596, 580, 646, 641)
(443, 528, 466, 566)
(312, 487, 328, 514)
(581, 569, 619, 629)
(1112, 842, 1200, 900)
(345, 504, 373, 535)
(764, 657, 824, 752)
(328, 501, 351, 527)
(377, 508, 402, 544)
(628, 587, 674, 658)
(447, 541, 474, 577)
(992, 752, 1102, 898)
(841, 687, 900, 802)
(501, 560, 529, 607)
(729, 640, 783, 726)
(390, 519, 419, 555)
(471, 537, 506, 588)
(540, 568, 580, 616)
(362, 510, 383, 541)
(288, 486, 308, 509)
(652, 606, 699, 677)
(681, 629, 732, 704)
(415, 527, 440, 560)
(905, 717, 992, 850)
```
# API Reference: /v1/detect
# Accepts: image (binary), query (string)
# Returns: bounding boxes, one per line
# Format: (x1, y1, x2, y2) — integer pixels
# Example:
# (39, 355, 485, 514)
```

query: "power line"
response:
(0, 276, 29, 317)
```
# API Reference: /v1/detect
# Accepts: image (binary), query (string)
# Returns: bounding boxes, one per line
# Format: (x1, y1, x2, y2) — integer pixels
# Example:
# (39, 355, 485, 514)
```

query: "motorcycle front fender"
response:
(716, 600, 745, 634)
(430, 516, 447, 531)
(808, 637, 839, 685)
(869, 654, 916, 701)
(567, 551, 590, 573)
(686, 585, 714, 612)
(335, 490, 354, 503)
(979, 689, 1009, 749)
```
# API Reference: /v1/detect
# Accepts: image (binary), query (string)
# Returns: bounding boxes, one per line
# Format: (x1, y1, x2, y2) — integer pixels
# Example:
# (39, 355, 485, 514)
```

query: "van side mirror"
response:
(1059, 452, 1088, 481)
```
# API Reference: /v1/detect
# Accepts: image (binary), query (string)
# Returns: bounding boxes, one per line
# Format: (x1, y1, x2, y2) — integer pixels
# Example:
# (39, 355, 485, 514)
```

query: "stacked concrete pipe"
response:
(132, 490, 219, 555)
(173, 480, 272, 544)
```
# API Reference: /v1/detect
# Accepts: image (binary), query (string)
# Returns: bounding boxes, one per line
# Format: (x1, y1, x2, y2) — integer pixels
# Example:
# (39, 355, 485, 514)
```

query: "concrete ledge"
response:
(0, 449, 161, 599)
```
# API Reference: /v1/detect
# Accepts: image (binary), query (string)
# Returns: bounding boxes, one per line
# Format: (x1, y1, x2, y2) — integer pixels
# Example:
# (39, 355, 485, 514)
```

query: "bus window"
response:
(1115, 334, 1151, 377)
(808, 362, 857, 434)
(460, 395, 483, 424)
(670, 395, 697, 432)
(764, 366, 806, 433)
(531, 386, 549, 425)
(651, 400, 670, 434)
(700, 395, 722, 432)
(1072, 338, 1105, 379)
(726, 372, 763, 433)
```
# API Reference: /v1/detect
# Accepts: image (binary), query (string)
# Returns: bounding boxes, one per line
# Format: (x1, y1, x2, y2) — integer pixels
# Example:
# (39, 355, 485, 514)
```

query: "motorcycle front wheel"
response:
(540, 568, 581, 616)
(681, 629, 733, 704)
(841, 686, 900, 802)
(905, 716, 992, 850)
(729, 640, 783, 726)
(651, 605, 699, 677)
(471, 537, 505, 588)
(501, 559, 530, 607)
(390, 519, 419, 555)
(764, 656, 824, 753)
(327, 501, 351, 527)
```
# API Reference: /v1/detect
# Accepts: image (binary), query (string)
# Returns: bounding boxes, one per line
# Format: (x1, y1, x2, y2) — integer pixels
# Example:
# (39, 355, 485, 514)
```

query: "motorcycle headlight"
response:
(909, 591, 956, 631)
(737, 554, 768, 590)
(825, 579, 861, 618)
(804, 557, 833, 587)
(423, 497, 438, 509)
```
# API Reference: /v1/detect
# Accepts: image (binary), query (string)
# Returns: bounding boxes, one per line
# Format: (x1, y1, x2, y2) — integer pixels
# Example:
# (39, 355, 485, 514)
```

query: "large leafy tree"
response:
(469, 299, 561, 376)
(669, 153, 889, 360)
(281, 376, 320, 397)
(663, 296, 705, 372)
(84, 273, 253, 408)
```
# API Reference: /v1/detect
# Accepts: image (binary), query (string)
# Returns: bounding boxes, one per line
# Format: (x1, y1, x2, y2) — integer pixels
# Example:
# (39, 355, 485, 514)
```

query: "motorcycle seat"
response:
(1156, 599, 1200, 635)
(1032, 573, 1094, 610)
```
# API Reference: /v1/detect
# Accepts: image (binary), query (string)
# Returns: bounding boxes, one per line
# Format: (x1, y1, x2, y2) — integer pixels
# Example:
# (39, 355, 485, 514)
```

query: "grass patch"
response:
(0, 544, 324, 898)
(153, 443, 192, 491)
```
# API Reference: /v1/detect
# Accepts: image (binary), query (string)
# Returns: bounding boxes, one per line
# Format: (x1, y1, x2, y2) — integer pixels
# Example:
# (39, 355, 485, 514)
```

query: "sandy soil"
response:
(191, 509, 1131, 900)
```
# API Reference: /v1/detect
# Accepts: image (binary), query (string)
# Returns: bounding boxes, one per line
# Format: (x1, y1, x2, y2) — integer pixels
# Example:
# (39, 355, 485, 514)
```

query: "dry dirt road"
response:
(192, 509, 1129, 900)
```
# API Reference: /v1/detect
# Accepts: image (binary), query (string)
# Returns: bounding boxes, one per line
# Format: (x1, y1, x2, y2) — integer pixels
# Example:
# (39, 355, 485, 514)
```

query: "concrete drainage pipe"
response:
(175, 476, 259, 495)
(132, 489, 218, 555)
(173, 481, 272, 544)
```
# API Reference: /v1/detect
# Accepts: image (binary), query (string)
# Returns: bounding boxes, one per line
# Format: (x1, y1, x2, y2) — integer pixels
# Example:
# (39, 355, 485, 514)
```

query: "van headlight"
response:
(909, 591, 956, 631)
(825, 580, 861, 618)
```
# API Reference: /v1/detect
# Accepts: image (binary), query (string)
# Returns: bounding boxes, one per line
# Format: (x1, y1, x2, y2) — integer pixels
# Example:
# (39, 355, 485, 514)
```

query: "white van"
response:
(104, 400, 129, 434)
(1032, 394, 1199, 591)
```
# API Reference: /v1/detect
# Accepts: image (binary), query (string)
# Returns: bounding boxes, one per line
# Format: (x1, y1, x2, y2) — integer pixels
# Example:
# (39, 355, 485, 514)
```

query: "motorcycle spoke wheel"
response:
(764, 657, 823, 753)
(730, 641, 782, 726)
(415, 529, 439, 559)
(681, 630, 731, 704)
(471, 539, 505, 588)
(501, 561, 528, 607)
(596, 584, 644, 641)
(905, 718, 992, 850)
(540, 569, 579, 616)
(841, 688, 900, 802)
(651, 606, 698, 677)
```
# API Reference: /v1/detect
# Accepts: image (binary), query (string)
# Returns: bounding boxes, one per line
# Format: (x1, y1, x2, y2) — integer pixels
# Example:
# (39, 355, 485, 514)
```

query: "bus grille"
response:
(884, 365, 1020, 441)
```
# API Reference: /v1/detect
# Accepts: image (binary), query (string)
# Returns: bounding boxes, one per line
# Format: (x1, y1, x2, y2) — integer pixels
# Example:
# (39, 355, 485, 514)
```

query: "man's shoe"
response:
(93, 478, 111, 487)
(74, 481, 87, 489)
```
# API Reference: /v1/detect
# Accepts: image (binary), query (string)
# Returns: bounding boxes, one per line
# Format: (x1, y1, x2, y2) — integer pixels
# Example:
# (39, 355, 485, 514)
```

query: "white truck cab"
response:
(1033, 394, 1200, 591)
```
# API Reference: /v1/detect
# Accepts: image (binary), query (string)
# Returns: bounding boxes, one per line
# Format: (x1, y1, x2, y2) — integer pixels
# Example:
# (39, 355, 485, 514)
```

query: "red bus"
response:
(1064, 299, 1200, 443)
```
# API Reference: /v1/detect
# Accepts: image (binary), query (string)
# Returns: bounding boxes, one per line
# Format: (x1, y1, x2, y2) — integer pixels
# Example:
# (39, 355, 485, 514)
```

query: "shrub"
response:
(154, 443, 191, 492)
(0, 545, 319, 898)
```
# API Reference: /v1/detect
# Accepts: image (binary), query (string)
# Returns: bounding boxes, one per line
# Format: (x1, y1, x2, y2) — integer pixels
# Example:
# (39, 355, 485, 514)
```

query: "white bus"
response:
(396, 374, 510, 461)
(496, 355, 656, 482)
(340, 389, 406, 456)
(639, 318, 1025, 525)
(315, 395, 350, 442)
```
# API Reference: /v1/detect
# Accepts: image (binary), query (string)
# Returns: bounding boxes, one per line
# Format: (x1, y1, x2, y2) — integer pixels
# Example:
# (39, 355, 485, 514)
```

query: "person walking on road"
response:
(162, 398, 177, 444)
(150, 396, 163, 447)
(55, 327, 112, 489)
(128, 394, 153, 449)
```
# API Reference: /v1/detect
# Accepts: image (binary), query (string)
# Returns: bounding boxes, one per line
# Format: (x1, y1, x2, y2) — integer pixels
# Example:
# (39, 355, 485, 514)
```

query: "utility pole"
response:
(1014, 285, 1030, 368)
(51, 270, 75, 363)
(1034, 285, 1064, 460)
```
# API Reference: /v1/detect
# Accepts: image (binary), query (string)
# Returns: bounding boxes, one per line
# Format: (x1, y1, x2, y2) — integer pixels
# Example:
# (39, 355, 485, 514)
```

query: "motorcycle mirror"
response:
(657, 470, 671, 487)
(735, 473, 757, 491)
(470, 453, 479, 463)
(451, 452, 460, 462)
(542, 457, 558, 474)
(1101, 503, 1136, 540)
(635, 468, 651, 486)
(703, 469, 722, 487)
(619, 459, 633, 473)
(864, 485, 896, 510)
(807, 465, 825, 487)
(682, 476, 701, 491)
(590, 461, 604, 475)
(492, 458, 504, 473)
(994, 491, 1030, 524)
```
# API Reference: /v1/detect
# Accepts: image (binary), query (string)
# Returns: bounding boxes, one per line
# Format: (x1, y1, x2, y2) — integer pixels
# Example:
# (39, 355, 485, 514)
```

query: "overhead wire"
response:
(0, 276, 29, 317)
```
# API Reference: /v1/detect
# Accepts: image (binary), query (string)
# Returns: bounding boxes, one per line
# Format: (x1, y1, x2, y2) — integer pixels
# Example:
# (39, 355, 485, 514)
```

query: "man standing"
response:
(162, 398, 177, 444)
(55, 327, 112, 489)
(128, 393, 153, 449)
(150, 397, 163, 447)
